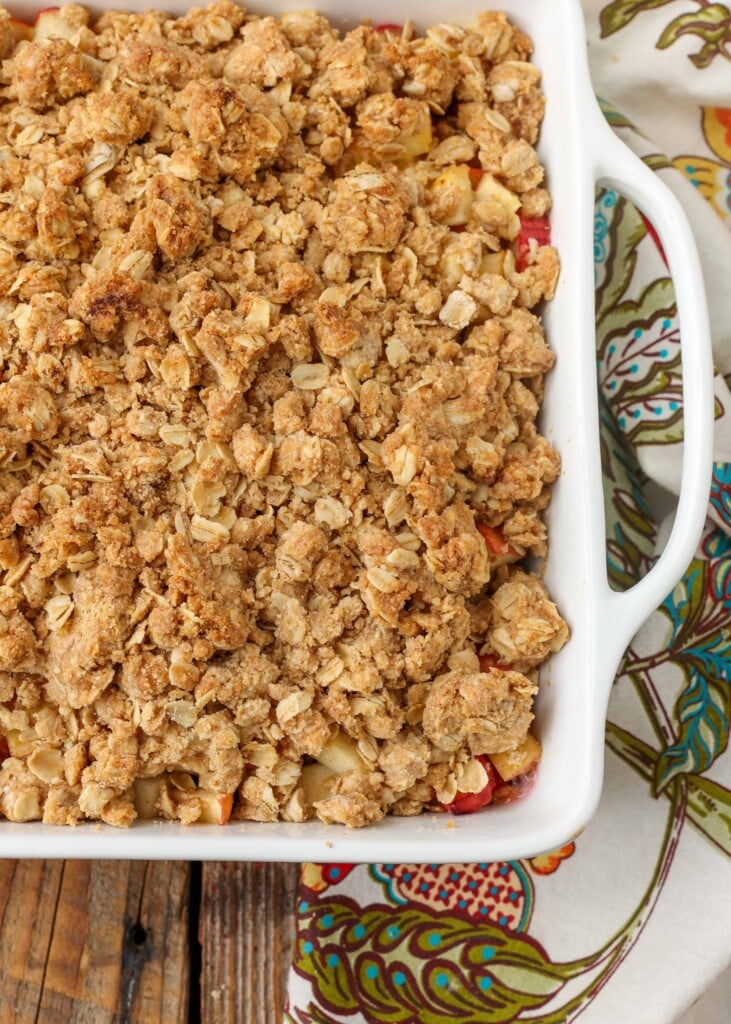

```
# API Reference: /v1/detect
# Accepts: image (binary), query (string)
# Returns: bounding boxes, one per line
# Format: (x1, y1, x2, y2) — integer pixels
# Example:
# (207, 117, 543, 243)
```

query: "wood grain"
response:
(199, 862, 300, 1024)
(0, 860, 191, 1024)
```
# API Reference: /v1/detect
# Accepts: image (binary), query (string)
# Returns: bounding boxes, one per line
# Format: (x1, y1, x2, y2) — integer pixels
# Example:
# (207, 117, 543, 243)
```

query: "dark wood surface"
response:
(0, 860, 299, 1023)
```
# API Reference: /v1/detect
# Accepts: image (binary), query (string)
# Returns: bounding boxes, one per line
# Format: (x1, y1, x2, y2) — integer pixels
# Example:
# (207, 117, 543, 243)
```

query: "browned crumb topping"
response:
(0, 2, 567, 829)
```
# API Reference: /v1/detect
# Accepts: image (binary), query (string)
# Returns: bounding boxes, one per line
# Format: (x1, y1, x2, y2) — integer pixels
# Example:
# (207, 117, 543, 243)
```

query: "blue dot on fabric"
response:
(451, 872, 459, 881)
(354, 925, 366, 939)
(393, 971, 406, 987)
(663, 319, 672, 330)
(387, 925, 400, 939)
(630, 363, 638, 373)
(685, 164, 695, 174)
(302, 941, 314, 955)
(608, 344, 616, 355)
(490, 886, 498, 895)
(619, 416, 626, 429)
(479, 976, 493, 991)
(459, 899, 468, 908)
(436, 973, 448, 988)
(468, 880, 478, 890)
(480, 907, 487, 916)
(509, 892, 518, 901)
(299, 901, 309, 913)
(478, 863, 487, 870)
(327, 953, 340, 968)
(659, 349, 668, 358)
(654, 406, 662, 415)
(420, 882, 429, 892)
(633, 329, 642, 339)
(670, 401, 678, 411)
(440, 889, 449, 899)
(499, 915, 507, 926)
(403, 872, 412, 882)
(366, 965, 379, 979)
(499, 866, 508, 876)
(482, 946, 495, 961)
(330, 868, 340, 879)
(428, 933, 441, 947)
(430, 864, 438, 870)
(691, 179, 700, 188)
(385, 864, 394, 871)
(321, 915, 333, 928)
(609, 380, 616, 389)
(633, 409, 641, 418)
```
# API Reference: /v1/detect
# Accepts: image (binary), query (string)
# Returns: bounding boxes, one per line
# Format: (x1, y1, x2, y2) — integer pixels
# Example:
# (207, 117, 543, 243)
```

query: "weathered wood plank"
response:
(200, 862, 299, 1024)
(0, 861, 190, 1024)
(0, 859, 65, 1024)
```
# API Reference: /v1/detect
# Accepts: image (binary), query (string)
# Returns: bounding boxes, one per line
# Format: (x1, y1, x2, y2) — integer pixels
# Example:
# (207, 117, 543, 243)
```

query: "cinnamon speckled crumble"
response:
(0, 2, 567, 828)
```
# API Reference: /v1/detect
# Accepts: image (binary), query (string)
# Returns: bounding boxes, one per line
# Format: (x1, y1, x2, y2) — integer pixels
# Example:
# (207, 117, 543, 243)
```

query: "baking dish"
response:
(1, 0, 713, 861)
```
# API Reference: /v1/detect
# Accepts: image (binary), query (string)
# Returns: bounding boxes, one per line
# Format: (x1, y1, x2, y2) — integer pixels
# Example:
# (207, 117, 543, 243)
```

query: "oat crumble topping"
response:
(0, 2, 568, 828)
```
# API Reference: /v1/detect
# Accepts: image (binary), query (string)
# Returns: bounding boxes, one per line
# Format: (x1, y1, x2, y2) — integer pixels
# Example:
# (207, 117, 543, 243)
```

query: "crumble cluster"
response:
(0, 1, 567, 828)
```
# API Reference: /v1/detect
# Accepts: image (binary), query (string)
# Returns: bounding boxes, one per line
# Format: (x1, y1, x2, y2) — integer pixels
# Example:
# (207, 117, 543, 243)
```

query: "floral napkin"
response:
(283, 2, 731, 1021)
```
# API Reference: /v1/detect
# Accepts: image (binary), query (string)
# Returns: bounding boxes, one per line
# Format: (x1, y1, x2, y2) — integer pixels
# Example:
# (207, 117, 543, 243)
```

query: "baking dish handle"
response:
(591, 115, 714, 659)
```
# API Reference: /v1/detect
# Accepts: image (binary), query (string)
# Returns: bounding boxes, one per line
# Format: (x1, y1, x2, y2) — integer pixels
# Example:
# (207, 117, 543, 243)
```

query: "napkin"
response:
(284, 2, 731, 1020)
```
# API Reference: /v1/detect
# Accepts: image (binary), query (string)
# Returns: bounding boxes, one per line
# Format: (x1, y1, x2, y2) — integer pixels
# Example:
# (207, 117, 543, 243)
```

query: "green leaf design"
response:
(607, 722, 731, 856)
(657, 5, 731, 48)
(662, 560, 709, 650)
(685, 773, 731, 857)
(598, 97, 643, 134)
(598, 279, 676, 355)
(595, 195, 647, 326)
(293, 897, 589, 1023)
(600, 0, 678, 38)
(690, 39, 725, 67)
(643, 153, 675, 172)
(654, 671, 730, 791)
(599, 391, 657, 590)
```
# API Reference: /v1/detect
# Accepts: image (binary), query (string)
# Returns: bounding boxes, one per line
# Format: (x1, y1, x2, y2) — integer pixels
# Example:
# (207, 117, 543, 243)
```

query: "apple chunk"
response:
(489, 733, 542, 782)
(34, 8, 77, 40)
(197, 792, 234, 825)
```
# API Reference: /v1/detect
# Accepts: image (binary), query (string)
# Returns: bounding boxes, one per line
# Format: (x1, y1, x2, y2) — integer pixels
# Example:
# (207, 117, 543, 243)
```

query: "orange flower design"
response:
(528, 842, 576, 875)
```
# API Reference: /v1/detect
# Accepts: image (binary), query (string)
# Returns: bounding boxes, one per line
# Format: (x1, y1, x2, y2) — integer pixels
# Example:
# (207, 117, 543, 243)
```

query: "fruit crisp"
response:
(0, 1, 568, 828)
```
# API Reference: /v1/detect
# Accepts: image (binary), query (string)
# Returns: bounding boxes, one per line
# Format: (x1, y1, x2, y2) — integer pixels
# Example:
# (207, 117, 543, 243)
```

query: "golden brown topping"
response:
(0, 2, 566, 830)
(13, 37, 99, 109)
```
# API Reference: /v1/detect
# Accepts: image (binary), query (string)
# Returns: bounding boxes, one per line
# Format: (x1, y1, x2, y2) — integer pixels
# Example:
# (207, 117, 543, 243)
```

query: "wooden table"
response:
(0, 861, 300, 1023)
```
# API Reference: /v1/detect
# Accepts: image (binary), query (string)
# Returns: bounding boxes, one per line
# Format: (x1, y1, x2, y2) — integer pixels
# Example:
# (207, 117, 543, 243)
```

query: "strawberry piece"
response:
(515, 214, 551, 272)
(0, 737, 8, 763)
(442, 755, 498, 815)
(493, 765, 538, 804)
(478, 654, 511, 673)
(373, 23, 403, 34)
(476, 523, 520, 564)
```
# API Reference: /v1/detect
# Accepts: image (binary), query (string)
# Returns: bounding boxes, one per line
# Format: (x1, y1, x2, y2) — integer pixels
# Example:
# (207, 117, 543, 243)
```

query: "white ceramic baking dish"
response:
(2, 0, 714, 862)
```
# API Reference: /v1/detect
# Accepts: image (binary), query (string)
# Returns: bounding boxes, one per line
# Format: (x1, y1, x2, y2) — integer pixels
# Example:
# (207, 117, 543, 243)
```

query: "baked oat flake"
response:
(0, 1, 567, 828)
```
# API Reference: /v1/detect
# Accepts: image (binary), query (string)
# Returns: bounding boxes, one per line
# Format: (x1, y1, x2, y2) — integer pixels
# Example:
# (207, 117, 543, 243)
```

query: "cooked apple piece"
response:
(430, 166, 473, 226)
(474, 172, 521, 214)
(197, 791, 234, 825)
(301, 763, 336, 806)
(489, 733, 542, 782)
(33, 7, 77, 40)
(6, 728, 36, 758)
(316, 731, 367, 774)
(133, 776, 164, 820)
